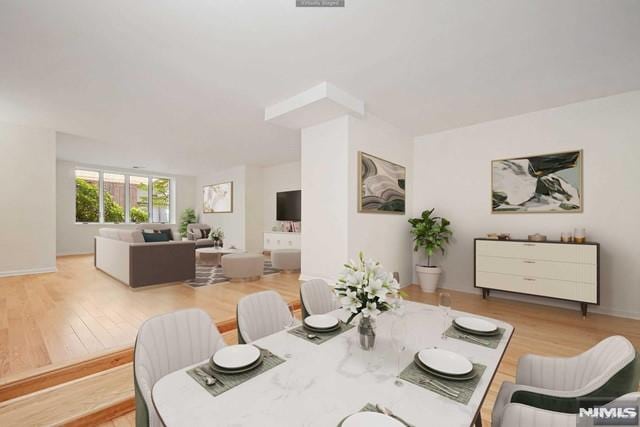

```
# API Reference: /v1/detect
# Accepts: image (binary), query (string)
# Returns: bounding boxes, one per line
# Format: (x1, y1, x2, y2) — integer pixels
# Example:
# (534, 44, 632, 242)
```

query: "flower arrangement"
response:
(333, 252, 403, 324)
(209, 227, 225, 241)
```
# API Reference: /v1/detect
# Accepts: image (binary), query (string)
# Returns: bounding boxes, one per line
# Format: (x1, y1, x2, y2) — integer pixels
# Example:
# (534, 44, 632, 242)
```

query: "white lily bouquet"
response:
(333, 252, 403, 325)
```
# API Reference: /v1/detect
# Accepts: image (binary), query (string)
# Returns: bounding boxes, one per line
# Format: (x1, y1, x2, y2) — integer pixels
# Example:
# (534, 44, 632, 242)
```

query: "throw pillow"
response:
(191, 228, 202, 239)
(142, 232, 170, 243)
(158, 229, 173, 241)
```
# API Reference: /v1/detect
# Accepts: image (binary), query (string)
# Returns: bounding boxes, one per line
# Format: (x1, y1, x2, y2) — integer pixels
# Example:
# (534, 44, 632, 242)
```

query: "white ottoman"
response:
(271, 249, 301, 272)
(222, 253, 264, 282)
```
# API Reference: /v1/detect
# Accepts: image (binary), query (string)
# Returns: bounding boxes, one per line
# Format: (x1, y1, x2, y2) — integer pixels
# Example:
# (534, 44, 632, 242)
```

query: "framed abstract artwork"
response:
(203, 181, 233, 213)
(491, 150, 583, 213)
(358, 151, 406, 214)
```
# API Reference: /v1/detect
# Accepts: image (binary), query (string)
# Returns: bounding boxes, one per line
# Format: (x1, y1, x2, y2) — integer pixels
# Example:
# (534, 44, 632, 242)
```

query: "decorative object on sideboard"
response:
(492, 150, 583, 213)
(487, 233, 498, 240)
(560, 231, 573, 243)
(333, 252, 402, 350)
(209, 227, 225, 248)
(408, 209, 453, 293)
(179, 208, 196, 239)
(528, 233, 547, 242)
(574, 228, 586, 243)
(497, 233, 511, 241)
(203, 181, 233, 213)
(358, 151, 406, 214)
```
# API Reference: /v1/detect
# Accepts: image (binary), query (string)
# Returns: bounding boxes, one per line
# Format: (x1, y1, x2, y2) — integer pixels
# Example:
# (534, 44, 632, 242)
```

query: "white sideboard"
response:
(474, 238, 599, 316)
(264, 232, 301, 251)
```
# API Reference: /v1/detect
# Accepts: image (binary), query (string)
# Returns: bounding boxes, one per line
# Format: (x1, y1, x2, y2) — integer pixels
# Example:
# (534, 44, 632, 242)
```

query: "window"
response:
(103, 173, 126, 223)
(75, 169, 172, 224)
(152, 178, 170, 223)
(129, 175, 150, 223)
(75, 170, 100, 223)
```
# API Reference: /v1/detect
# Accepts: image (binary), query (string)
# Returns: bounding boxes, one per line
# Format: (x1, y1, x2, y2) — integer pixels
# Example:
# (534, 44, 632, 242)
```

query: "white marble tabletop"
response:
(152, 301, 513, 427)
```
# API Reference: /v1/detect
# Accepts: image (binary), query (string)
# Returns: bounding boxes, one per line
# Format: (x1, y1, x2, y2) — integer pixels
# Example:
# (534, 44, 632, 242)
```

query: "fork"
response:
(419, 378, 460, 397)
(459, 334, 490, 346)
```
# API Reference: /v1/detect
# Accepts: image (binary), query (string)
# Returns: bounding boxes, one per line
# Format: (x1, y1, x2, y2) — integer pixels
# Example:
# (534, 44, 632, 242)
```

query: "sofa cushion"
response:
(142, 232, 170, 243)
(118, 230, 145, 243)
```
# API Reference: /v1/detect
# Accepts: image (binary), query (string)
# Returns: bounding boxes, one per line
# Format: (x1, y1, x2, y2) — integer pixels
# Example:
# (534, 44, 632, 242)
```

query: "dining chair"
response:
(236, 290, 293, 344)
(300, 279, 340, 318)
(500, 392, 640, 426)
(134, 309, 226, 427)
(492, 335, 640, 427)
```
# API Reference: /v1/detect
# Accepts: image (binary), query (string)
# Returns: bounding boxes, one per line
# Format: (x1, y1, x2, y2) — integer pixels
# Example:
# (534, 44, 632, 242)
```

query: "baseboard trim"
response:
(0, 266, 57, 278)
(56, 251, 93, 257)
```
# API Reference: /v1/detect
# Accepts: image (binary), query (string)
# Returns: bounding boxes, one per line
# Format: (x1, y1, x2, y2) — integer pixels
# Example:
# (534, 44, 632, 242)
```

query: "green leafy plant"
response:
(75, 178, 125, 223)
(179, 208, 196, 238)
(209, 227, 224, 241)
(408, 208, 453, 267)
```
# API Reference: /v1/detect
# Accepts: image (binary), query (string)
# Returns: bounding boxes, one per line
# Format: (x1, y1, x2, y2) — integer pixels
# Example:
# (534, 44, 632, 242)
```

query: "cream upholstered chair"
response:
(134, 309, 226, 427)
(500, 392, 640, 427)
(236, 290, 293, 344)
(300, 279, 340, 318)
(492, 336, 640, 427)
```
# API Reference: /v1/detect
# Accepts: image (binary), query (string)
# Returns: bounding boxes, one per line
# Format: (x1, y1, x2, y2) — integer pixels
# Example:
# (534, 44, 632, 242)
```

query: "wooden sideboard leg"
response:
(581, 303, 588, 317)
(474, 413, 483, 427)
(482, 288, 490, 299)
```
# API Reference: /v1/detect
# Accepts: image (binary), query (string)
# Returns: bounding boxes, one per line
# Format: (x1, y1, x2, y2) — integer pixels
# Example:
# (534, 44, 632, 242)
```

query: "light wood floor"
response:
(0, 255, 300, 380)
(2, 256, 639, 426)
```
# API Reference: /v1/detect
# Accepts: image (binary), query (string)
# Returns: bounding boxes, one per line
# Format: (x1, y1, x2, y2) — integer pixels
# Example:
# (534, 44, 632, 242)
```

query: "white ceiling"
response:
(2, 1, 639, 175)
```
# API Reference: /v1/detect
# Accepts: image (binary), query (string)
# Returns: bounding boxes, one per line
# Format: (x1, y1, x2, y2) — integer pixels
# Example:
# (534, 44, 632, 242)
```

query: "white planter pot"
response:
(416, 265, 442, 293)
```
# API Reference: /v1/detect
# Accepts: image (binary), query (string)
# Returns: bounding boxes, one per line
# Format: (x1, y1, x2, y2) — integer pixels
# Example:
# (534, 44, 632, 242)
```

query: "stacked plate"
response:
(303, 314, 340, 333)
(209, 344, 263, 374)
(414, 348, 476, 381)
(453, 316, 499, 336)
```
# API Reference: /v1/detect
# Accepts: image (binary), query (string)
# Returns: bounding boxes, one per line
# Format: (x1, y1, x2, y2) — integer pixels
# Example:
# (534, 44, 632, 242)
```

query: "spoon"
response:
(195, 368, 217, 387)
(307, 334, 319, 340)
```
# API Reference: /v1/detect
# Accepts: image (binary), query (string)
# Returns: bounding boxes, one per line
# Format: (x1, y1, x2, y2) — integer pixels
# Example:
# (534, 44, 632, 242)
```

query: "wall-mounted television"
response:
(276, 190, 301, 221)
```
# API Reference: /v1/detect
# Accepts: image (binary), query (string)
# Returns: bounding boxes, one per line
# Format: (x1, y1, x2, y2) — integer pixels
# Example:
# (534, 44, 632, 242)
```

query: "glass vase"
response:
(358, 316, 376, 351)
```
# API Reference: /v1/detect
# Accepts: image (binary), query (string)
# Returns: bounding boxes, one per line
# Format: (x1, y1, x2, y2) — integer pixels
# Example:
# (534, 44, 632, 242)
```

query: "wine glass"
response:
(438, 292, 452, 339)
(391, 318, 407, 387)
(282, 305, 296, 358)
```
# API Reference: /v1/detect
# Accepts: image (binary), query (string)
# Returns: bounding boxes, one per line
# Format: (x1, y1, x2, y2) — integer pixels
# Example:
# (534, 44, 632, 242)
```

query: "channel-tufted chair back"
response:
(237, 290, 292, 344)
(134, 309, 226, 427)
(300, 279, 340, 318)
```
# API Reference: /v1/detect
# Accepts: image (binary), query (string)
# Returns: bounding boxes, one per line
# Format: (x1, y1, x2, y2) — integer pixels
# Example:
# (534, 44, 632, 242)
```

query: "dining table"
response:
(152, 301, 514, 427)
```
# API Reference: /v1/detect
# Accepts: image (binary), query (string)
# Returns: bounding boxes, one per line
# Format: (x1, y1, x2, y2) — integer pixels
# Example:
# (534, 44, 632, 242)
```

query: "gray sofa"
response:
(95, 227, 195, 288)
(187, 223, 216, 248)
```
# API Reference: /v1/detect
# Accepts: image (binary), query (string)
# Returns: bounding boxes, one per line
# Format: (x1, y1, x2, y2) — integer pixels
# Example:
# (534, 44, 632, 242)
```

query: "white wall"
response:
(348, 114, 414, 286)
(0, 122, 57, 276)
(196, 166, 247, 249)
(56, 159, 196, 255)
(413, 90, 640, 318)
(245, 165, 265, 253)
(301, 116, 350, 280)
(262, 161, 301, 231)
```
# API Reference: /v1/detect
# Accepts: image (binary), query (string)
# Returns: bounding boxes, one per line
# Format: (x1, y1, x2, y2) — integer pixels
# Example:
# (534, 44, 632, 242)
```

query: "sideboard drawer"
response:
(476, 272, 535, 294)
(476, 255, 597, 283)
(476, 240, 596, 264)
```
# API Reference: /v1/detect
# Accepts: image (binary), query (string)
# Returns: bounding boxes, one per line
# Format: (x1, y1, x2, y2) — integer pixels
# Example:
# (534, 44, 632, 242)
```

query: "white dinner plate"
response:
(418, 348, 473, 376)
(454, 316, 498, 333)
(304, 314, 339, 330)
(212, 344, 261, 370)
(341, 412, 404, 427)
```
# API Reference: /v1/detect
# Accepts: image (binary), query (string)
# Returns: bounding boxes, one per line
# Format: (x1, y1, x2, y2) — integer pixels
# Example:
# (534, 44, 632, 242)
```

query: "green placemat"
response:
(398, 359, 486, 405)
(444, 325, 506, 349)
(186, 347, 284, 397)
(337, 403, 414, 427)
(287, 321, 354, 345)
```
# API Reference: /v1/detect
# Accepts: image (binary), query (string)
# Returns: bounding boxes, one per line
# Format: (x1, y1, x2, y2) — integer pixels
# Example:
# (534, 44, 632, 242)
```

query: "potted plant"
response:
(179, 208, 196, 240)
(332, 252, 402, 350)
(209, 227, 225, 248)
(408, 209, 453, 293)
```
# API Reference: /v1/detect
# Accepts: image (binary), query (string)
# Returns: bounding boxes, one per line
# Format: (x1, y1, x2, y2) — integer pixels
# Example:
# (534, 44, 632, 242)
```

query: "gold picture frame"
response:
(358, 151, 406, 214)
(491, 149, 583, 214)
(203, 181, 233, 213)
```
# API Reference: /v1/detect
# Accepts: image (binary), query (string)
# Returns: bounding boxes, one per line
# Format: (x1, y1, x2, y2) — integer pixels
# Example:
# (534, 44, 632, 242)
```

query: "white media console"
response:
(263, 232, 301, 251)
(474, 238, 600, 316)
